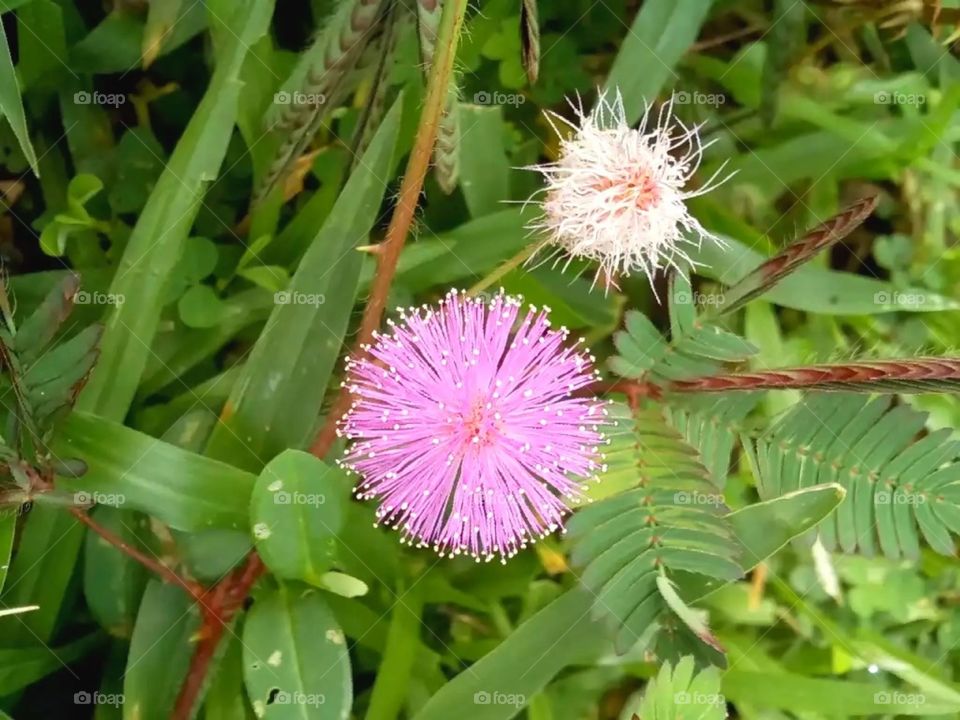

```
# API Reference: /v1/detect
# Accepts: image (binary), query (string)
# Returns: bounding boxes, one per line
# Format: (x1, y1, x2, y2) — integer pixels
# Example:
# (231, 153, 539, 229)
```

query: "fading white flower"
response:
(526, 89, 730, 290)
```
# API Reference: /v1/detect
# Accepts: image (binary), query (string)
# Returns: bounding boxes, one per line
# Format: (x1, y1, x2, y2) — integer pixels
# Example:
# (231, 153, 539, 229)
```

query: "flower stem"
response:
(467, 242, 539, 296)
(310, 0, 470, 458)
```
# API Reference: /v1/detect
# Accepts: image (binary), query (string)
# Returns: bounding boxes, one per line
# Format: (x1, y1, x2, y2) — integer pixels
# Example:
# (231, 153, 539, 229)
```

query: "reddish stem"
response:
(69, 507, 204, 601)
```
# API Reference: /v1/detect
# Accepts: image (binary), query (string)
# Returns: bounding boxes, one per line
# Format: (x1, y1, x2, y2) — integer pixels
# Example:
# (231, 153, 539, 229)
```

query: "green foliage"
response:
(569, 401, 743, 653)
(4, 1, 960, 719)
(750, 393, 960, 559)
(625, 656, 727, 720)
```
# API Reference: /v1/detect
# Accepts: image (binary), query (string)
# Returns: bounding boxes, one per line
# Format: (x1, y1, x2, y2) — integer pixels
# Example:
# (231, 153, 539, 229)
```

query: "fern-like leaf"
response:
(609, 273, 757, 385)
(748, 393, 960, 559)
(0, 275, 101, 454)
(568, 402, 743, 654)
(627, 656, 727, 720)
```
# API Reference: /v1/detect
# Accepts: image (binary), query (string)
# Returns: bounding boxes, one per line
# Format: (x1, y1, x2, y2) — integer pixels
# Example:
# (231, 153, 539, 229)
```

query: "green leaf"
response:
(569, 402, 743, 654)
(0, 513, 13, 592)
(0, 20, 38, 174)
(203, 96, 401, 471)
(414, 483, 844, 720)
(71, 5, 206, 73)
(458, 104, 510, 217)
(692, 229, 959, 315)
(625, 656, 726, 720)
(177, 284, 231, 329)
(77, 0, 275, 421)
(603, 0, 716, 123)
(123, 580, 201, 720)
(412, 588, 603, 720)
(0, 505, 84, 644)
(54, 412, 256, 531)
(83, 506, 149, 638)
(723, 670, 959, 715)
(750, 394, 960, 560)
(250, 450, 347, 585)
(142, 0, 185, 67)
(243, 584, 352, 719)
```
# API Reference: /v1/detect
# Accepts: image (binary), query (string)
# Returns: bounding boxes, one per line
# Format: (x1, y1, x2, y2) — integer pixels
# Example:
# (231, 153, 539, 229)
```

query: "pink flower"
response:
(338, 290, 608, 562)
(527, 89, 730, 289)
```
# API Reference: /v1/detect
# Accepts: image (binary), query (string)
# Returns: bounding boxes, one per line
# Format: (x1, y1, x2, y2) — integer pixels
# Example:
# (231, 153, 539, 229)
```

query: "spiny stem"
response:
(467, 243, 540, 296)
(310, 0, 470, 457)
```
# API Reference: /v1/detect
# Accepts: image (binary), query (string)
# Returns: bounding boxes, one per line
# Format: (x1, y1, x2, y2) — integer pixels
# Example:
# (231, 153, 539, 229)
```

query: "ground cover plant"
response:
(2, 1, 960, 719)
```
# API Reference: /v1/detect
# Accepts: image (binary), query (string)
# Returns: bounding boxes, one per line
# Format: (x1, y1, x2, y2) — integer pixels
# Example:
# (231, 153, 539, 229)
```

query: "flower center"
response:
(590, 167, 660, 211)
(461, 397, 500, 448)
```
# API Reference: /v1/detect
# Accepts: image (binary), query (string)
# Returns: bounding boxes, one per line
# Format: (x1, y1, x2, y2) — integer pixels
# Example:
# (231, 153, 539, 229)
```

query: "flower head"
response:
(338, 290, 608, 563)
(528, 89, 729, 289)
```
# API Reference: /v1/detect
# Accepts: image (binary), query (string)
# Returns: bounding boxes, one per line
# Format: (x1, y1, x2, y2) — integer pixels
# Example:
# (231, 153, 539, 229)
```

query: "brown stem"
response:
(174, 2, 471, 715)
(69, 507, 204, 601)
(668, 357, 960, 393)
(309, 0, 470, 458)
(171, 554, 264, 720)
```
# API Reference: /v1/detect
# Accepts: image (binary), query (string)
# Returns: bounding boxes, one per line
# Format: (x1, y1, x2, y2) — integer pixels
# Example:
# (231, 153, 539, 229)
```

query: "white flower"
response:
(526, 89, 730, 290)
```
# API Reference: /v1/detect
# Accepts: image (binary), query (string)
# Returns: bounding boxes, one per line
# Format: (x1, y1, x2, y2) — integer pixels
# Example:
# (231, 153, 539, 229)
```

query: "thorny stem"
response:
(309, 0, 470, 458)
(172, 1, 471, 716)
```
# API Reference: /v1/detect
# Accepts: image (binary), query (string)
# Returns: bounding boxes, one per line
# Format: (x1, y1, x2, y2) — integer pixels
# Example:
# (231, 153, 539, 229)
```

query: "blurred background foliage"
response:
(0, 0, 960, 719)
